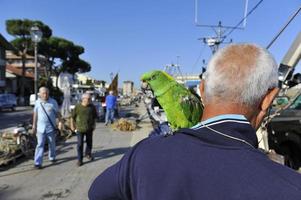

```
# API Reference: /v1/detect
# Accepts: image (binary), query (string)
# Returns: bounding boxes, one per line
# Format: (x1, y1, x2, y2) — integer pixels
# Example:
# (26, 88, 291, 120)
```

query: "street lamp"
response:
(30, 25, 43, 100)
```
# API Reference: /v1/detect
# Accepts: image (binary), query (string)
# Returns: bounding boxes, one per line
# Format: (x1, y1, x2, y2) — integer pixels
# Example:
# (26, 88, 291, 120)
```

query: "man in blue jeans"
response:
(32, 87, 59, 169)
(71, 93, 97, 166)
(105, 90, 117, 125)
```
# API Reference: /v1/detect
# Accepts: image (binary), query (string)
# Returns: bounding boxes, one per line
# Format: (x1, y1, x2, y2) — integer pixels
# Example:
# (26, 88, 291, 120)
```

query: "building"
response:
(6, 50, 47, 77)
(175, 74, 201, 97)
(5, 65, 34, 94)
(0, 34, 15, 92)
(123, 81, 134, 97)
(75, 73, 94, 85)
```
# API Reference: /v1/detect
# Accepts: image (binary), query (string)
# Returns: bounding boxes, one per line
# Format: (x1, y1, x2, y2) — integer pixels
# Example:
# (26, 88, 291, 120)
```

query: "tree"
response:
(39, 36, 91, 87)
(6, 19, 52, 105)
(61, 58, 91, 74)
(6, 18, 92, 100)
(38, 36, 73, 77)
(39, 36, 90, 78)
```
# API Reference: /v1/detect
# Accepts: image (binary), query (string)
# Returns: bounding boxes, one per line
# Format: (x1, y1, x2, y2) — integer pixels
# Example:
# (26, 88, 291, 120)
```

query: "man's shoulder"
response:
(262, 159, 301, 186)
(34, 99, 41, 106)
(74, 103, 83, 110)
(129, 132, 192, 158)
(48, 98, 58, 105)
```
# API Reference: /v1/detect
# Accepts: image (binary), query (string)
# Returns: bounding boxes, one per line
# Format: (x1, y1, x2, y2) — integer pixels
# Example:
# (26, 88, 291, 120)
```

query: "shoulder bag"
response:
(40, 102, 59, 134)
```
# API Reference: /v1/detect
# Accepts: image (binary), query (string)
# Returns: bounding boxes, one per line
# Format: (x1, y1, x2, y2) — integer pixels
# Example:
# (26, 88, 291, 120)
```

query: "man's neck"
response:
(41, 98, 49, 103)
(201, 102, 258, 127)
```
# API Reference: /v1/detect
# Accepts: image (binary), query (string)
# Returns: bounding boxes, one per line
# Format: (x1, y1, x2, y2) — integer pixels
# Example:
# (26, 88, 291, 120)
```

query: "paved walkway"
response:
(0, 102, 151, 200)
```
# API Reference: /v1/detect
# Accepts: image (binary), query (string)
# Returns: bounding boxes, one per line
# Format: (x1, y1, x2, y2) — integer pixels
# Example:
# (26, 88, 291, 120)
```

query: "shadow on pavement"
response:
(0, 183, 20, 200)
(93, 147, 131, 161)
(0, 140, 77, 172)
(43, 156, 78, 169)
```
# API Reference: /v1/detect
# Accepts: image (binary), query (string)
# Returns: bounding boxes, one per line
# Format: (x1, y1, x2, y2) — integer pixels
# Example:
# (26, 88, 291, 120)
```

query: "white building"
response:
(123, 81, 134, 97)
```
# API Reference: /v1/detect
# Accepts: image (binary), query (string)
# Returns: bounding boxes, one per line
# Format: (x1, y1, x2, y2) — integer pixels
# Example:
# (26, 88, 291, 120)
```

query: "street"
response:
(0, 103, 151, 200)
(0, 107, 33, 130)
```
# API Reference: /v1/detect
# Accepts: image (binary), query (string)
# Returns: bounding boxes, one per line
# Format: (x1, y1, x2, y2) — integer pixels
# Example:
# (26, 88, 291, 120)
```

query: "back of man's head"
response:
(204, 43, 278, 107)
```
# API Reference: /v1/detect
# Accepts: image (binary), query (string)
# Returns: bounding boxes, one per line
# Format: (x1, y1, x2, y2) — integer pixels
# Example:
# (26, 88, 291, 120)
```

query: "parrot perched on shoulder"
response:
(141, 70, 203, 130)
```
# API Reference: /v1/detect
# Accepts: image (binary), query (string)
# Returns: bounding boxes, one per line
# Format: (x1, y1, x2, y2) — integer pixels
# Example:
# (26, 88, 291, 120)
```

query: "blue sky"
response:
(0, 0, 300, 87)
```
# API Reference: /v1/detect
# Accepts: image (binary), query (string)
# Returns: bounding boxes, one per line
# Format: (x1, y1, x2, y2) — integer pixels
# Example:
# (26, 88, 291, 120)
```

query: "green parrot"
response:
(141, 70, 203, 130)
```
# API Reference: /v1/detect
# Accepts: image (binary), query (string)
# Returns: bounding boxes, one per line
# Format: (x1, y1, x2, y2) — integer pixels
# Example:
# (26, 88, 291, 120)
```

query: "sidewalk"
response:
(0, 101, 153, 200)
(129, 102, 153, 146)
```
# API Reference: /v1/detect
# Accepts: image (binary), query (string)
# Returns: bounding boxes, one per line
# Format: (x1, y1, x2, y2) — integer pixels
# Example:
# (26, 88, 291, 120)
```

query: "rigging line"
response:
(266, 5, 301, 49)
(221, 0, 264, 43)
(191, 44, 206, 74)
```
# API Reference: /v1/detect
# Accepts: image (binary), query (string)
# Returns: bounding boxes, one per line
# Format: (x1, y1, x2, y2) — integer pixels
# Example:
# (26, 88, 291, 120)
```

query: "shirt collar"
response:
(192, 114, 248, 129)
(189, 114, 258, 149)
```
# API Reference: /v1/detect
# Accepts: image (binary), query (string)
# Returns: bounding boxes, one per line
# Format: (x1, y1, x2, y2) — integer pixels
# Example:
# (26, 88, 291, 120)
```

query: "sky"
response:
(0, 0, 300, 88)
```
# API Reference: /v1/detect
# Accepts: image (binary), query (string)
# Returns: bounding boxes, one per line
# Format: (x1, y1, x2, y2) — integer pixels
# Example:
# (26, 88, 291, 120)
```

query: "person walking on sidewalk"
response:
(71, 93, 98, 166)
(32, 87, 60, 169)
(89, 44, 301, 199)
(105, 90, 117, 125)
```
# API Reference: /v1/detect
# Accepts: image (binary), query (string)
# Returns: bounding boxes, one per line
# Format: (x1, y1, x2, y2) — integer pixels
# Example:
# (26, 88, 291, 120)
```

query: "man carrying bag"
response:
(32, 87, 60, 169)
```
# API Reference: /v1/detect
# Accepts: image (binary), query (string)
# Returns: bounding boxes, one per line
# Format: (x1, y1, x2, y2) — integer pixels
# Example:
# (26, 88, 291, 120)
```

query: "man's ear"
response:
(260, 87, 279, 111)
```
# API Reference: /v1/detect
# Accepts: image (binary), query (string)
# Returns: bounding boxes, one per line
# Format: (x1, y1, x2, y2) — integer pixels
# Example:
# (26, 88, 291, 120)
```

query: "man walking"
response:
(89, 44, 301, 199)
(71, 93, 97, 166)
(105, 90, 117, 125)
(33, 87, 59, 169)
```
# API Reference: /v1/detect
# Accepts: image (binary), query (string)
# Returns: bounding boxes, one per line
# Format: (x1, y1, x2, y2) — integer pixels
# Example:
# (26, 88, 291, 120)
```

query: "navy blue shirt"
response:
(89, 115, 301, 200)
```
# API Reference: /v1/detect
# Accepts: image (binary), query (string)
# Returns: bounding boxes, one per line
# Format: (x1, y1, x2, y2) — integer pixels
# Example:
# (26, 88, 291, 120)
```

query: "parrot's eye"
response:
(150, 74, 157, 80)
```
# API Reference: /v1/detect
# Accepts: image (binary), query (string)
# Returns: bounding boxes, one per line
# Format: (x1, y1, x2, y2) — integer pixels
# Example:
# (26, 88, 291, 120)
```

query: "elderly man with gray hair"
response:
(33, 87, 59, 169)
(71, 93, 97, 166)
(89, 44, 301, 200)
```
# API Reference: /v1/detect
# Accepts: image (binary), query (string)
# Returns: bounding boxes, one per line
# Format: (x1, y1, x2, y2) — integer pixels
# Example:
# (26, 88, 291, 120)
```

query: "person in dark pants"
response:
(71, 93, 97, 166)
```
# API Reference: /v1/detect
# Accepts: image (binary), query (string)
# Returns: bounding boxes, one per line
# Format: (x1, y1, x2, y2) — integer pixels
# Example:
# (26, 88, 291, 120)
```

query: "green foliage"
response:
(6, 19, 52, 53)
(39, 36, 89, 75)
(62, 58, 91, 74)
(86, 79, 93, 86)
(5, 19, 53, 101)
(6, 19, 51, 38)
(5, 18, 91, 98)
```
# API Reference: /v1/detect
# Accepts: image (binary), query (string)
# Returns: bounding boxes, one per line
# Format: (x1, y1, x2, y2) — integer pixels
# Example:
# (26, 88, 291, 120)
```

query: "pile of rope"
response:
(112, 118, 137, 131)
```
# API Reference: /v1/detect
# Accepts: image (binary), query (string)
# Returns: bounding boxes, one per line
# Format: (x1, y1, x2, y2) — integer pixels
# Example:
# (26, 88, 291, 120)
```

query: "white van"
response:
(29, 94, 37, 107)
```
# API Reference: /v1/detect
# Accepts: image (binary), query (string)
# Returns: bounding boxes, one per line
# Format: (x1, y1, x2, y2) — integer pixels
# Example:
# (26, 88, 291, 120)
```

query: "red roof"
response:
(6, 65, 34, 79)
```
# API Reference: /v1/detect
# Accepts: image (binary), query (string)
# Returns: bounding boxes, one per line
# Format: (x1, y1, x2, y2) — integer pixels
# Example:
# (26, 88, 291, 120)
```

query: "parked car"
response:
(0, 94, 17, 111)
(93, 101, 105, 122)
(69, 93, 81, 111)
(267, 93, 301, 170)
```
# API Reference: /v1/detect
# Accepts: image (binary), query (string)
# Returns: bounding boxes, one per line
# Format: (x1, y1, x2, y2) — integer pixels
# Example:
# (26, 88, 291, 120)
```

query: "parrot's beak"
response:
(141, 81, 149, 89)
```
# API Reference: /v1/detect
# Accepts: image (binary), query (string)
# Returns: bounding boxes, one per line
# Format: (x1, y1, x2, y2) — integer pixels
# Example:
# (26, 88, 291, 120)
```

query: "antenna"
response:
(194, 0, 252, 54)
(194, 0, 248, 29)
(197, 21, 233, 54)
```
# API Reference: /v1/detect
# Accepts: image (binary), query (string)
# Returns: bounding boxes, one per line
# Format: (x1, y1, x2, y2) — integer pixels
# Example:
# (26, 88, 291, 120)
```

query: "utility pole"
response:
(194, 0, 249, 54)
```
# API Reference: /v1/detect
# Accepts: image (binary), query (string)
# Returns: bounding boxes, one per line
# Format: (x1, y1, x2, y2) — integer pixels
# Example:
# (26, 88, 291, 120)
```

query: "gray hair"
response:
(39, 87, 49, 93)
(204, 43, 278, 106)
(82, 93, 91, 100)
